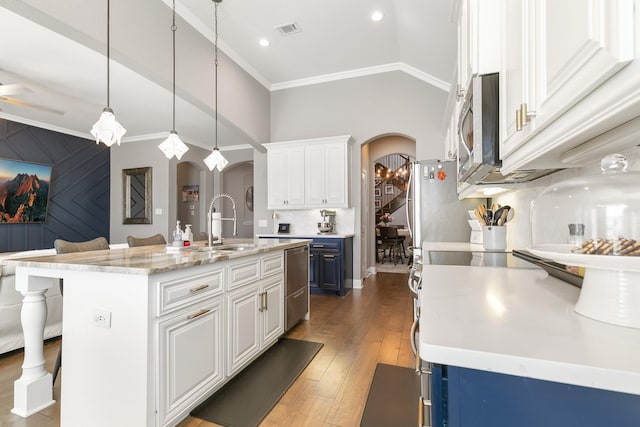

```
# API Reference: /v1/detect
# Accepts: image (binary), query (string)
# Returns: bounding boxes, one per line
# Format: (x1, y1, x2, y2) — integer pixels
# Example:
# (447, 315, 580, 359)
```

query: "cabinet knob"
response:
(515, 108, 523, 131)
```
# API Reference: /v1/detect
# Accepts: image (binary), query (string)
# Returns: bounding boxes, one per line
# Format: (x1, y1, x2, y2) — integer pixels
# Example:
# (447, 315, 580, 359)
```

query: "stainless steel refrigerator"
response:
(406, 160, 479, 264)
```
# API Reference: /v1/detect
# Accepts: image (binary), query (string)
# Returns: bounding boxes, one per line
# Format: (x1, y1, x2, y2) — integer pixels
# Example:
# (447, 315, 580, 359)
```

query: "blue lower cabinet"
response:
(439, 366, 640, 427)
(431, 364, 448, 427)
(309, 237, 353, 296)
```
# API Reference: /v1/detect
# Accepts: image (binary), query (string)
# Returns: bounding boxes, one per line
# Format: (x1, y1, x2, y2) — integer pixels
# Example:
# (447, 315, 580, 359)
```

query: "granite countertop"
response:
(419, 265, 640, 395)
(5, 238, 311, 276)
(257, 233, 355, 239)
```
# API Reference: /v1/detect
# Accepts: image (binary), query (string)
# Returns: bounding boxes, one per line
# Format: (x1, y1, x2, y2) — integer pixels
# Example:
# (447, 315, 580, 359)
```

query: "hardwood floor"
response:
(0, 271, 413, 427)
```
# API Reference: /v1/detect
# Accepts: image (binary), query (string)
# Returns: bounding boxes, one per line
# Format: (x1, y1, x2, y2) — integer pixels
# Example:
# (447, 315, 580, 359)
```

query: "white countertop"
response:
(257, 233, 354, 239)
(419, 265, 640, 395)
(421, 241, 499, 253)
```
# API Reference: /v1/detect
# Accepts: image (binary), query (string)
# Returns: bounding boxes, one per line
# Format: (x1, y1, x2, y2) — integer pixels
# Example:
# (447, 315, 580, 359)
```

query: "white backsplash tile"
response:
(273, 208, 355, 235)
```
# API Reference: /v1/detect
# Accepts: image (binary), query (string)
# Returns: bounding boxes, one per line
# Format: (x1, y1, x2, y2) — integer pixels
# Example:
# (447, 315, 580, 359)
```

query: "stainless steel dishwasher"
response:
(284, 245, 310, 331)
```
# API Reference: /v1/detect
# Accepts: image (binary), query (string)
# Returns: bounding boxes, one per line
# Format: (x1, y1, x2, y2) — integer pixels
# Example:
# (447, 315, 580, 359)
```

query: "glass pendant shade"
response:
(204, 147, 229, 171)
(91, 107, 126, 147)
(159, 130, 189, 160)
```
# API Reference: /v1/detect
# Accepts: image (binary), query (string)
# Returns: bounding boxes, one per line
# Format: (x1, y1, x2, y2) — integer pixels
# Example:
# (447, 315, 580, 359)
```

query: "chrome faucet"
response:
(207, 193, 237, 246)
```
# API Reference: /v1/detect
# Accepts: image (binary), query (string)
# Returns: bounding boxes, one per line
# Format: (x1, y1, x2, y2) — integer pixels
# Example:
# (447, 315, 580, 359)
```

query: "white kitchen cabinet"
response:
(500, 0, 636, 170)
(305, 140, 349, 207)
(265, 135, 351, 210)
(266, 144, 305, 209)
(226, 282, 261, 376)
(226, 254, 284, 377)
(456, 0, 501, 100)
(260, 274, 284, 345)
(158, 296, 224, 426)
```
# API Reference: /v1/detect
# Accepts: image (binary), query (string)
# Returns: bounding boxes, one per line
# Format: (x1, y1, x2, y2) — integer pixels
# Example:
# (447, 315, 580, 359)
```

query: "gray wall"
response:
(0, 119, 110, 252)
(269, 71, 449, 283)
(110, 142, 256, 245)
(110, 139, 170, 244)
(221, 161, 253, 238)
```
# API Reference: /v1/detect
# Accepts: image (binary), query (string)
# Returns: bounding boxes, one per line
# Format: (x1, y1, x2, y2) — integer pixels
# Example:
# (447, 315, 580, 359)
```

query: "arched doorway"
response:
(363, 135, 415, 275)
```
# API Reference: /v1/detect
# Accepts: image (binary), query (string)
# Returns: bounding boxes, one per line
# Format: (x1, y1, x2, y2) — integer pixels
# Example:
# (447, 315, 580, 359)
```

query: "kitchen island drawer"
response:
(227, 256, 261, 291)
(261, 252, 284, 278)
(156, 267, 224, 316)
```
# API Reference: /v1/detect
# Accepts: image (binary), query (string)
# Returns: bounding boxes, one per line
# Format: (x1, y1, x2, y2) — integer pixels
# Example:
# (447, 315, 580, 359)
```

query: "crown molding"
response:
(270, 62, 451, 92)
(0, 112, 93, 141)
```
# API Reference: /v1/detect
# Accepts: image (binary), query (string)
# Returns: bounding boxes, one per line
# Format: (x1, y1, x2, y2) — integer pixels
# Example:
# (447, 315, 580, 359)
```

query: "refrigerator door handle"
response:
(410, 316, 419, 356)
(406, 166, 413, 241)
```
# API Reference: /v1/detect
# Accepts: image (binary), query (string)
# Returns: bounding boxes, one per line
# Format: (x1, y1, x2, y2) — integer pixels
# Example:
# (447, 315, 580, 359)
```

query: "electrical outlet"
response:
(94, 309, 111, 328)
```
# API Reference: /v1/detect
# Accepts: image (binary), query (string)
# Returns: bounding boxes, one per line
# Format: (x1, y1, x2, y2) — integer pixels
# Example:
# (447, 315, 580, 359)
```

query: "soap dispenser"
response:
(183, 224, 193, 245)
(173, 221, 183, 246)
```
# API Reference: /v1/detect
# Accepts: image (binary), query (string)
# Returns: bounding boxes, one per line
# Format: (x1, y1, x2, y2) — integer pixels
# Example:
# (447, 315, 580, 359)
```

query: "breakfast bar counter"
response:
(419, 264, 640, 425)
(7, 238, 310, 427)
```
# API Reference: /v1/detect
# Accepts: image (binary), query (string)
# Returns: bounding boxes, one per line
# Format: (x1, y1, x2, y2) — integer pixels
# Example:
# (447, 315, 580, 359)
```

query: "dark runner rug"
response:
(191, 338, 323, 427)
(360, 363, 420, 427)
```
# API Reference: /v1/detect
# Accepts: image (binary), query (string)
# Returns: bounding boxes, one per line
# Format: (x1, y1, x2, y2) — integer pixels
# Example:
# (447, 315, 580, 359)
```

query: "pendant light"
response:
(158, 0, 189, 160)
(204, 0, 229, 172)
(91, 0, 127, 147)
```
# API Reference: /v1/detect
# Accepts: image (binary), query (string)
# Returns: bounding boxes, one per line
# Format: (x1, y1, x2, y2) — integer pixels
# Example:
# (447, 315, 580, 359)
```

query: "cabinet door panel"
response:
(323, 143, 347, 206)
(159, 297, 224, 425)
(262, 277, 284, 346)
(286, 148, 306, 207)
(319, 253, 341, 291)
(534, 0, 634, 130)
(267, 150, 287, 208)
(305, 145, 326, 206)
(500, 0, 530, 158)
(227, 285, 260, 376)
(309, 252, 319, 289)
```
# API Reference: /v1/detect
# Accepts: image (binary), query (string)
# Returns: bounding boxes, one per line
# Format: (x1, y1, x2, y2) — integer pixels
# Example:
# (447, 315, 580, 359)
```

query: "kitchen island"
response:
(8, 238, 310, 427)
(419, 265, 640, 426)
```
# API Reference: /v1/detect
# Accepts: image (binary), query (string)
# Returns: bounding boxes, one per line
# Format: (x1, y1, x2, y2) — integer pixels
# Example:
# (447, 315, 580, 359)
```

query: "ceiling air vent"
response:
(275, 22, 301, 35)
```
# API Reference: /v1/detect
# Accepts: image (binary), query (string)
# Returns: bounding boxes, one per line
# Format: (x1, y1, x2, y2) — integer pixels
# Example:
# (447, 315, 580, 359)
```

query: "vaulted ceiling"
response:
(0, 0, 458, 150)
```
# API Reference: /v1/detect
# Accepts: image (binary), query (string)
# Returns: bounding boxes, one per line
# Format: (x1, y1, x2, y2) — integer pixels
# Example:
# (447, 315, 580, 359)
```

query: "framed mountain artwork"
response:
(0, 158, 52, 223)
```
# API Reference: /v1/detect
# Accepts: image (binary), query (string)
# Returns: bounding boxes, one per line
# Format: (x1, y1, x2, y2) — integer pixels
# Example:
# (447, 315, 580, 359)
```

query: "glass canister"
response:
(529, 154, 640, 328)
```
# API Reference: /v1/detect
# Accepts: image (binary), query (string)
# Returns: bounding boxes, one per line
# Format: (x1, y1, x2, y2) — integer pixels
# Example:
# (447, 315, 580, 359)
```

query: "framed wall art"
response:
(0, 158, 52, 223)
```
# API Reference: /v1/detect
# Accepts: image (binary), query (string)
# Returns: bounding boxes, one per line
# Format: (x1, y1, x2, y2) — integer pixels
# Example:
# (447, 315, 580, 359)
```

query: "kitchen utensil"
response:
(484, 209, 493, 226)
(473, 207, 486, 225)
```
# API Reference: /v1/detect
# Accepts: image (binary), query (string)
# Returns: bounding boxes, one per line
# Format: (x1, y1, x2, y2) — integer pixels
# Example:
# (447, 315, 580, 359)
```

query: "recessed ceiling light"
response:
(371, 10, 384, 21)
(259, 38, 270, 47)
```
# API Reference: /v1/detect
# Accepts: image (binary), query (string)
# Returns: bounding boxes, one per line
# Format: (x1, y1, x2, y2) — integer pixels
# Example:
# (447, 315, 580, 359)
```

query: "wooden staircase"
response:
(374, 155, 411, 223)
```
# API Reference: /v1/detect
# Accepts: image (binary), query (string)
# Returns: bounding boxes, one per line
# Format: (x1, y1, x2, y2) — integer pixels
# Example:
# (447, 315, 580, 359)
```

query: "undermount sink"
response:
(193, 243, 259, 253)
(217, 243, 259, 251)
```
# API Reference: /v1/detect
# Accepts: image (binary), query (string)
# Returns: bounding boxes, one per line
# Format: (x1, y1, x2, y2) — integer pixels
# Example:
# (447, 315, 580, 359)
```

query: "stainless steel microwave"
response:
(457, 73, 500, 184)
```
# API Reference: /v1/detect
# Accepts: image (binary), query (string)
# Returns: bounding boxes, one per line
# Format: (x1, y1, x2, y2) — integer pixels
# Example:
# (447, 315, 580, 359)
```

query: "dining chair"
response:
(126, 233, 167, 247)
(379, 226, 406, 264)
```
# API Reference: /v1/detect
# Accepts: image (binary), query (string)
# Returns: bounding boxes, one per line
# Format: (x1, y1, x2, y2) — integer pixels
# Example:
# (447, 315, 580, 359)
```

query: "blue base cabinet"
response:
(309, 237, 353, 296)
(431, 365, 640, 427)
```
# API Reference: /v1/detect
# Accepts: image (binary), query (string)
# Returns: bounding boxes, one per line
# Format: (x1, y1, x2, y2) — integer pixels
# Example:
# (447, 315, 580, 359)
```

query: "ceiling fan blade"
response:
(0, 96, 64, 115)
(0, 83, 30, 96)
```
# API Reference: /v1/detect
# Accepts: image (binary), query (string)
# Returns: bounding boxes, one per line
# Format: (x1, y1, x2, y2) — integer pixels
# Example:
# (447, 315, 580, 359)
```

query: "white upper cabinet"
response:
(500, 0, 636, 171)
(266, 144, 305, 209)
(305, 140, 349, 208)
(457, 0, 501, 99)
(265, 135, 351, 210)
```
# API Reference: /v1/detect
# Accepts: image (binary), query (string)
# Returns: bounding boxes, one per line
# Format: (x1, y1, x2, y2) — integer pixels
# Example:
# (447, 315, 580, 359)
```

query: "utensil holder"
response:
(482, 226, 506, 250)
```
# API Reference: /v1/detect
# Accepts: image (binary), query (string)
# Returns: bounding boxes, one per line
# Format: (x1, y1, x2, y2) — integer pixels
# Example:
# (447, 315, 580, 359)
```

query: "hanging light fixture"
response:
(91, 0, 127, 147)
(204, 0, 229, 172)
(158, 0, 189, 160)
